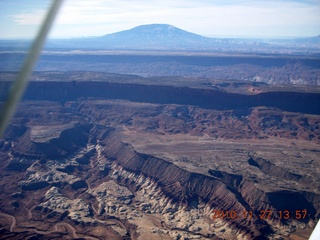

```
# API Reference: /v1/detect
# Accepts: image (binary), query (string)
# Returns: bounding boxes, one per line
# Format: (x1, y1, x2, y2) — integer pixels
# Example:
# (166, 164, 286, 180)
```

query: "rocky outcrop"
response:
(41, 187, 94, 222)
(208, 170, 243, 189)
(18, 170, 83, 191)
(87, 180, 134, 215)
(248, 157, 302, 182)
(86, 122, 318, 238)
(12, 122, 92, 159)
(97, 130, 270, 238)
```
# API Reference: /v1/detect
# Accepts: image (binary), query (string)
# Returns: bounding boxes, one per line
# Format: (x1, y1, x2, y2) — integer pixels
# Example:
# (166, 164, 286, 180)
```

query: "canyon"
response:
(0, 73, 319, 239)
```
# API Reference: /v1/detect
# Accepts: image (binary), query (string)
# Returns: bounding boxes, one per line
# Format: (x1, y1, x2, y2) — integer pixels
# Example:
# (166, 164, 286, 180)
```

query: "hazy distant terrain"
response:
(45, 24, 320, 54)
(1, 24, 320, 54)
(1, 24, 319, 86)
(0, 52, 319, 86)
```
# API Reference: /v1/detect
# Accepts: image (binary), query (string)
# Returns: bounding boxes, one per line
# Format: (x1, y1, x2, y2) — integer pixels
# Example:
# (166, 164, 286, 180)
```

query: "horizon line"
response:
(1, 24, 320, 41)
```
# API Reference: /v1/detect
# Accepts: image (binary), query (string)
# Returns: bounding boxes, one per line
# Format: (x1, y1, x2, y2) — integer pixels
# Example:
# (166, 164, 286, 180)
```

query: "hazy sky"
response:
(0, 0, 319, 39)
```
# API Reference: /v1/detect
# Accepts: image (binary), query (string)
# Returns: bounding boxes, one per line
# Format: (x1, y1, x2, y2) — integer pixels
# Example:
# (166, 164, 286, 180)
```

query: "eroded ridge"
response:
(0, 99, 319, 239)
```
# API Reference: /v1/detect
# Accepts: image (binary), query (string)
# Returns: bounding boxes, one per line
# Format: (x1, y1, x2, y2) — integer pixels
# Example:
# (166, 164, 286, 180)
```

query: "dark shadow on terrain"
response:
(13, 81, 320, 115)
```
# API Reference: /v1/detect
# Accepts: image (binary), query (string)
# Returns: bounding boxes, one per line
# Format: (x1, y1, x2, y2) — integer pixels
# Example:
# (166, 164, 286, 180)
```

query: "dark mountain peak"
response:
(53, 24, 319, 51)
(102, 23, 208, 39)
(130, 23, 178, 32)
(98, 23, 211, 49)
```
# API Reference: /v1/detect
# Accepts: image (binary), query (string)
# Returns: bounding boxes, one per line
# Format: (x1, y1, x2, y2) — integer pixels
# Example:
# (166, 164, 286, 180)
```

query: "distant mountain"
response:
(11, 23, 319, 53)
(94, 24, 213, 49)
(46, 24, 263, 51)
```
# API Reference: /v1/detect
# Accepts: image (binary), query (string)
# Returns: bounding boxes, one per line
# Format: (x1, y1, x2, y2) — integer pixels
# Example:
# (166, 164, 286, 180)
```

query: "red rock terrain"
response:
(0, 78, 319, 240)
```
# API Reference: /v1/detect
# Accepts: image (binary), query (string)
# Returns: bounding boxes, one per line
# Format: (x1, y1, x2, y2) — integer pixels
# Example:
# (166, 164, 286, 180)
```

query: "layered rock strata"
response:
(0, 94, 319, 239)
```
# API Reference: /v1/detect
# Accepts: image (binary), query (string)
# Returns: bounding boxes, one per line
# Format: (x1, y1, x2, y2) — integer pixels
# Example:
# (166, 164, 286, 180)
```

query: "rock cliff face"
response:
(99, 131, 268, 238)
(0, 79, 319, 239)
(20, 81, 320, 115)
(12, 122, 91, 159)
(2, 80, 320, 115)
